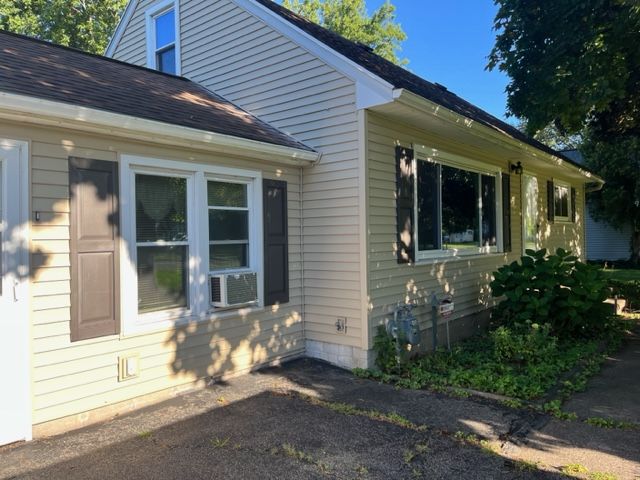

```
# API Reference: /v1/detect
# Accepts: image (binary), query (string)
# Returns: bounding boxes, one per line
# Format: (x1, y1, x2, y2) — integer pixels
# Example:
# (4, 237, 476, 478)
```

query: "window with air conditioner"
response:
(207, 179, 258, 308)
(121, 155, 263, 332)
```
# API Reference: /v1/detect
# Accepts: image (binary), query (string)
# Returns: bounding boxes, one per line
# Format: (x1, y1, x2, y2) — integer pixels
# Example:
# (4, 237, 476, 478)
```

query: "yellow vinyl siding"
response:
(111, 0, 364, 351)
(366, 111, 586, 344)
(0, 120, 306, 426)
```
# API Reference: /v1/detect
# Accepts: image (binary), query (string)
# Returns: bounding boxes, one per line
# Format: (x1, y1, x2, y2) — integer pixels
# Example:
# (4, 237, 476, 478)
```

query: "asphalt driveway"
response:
(1, 358, 638, 479)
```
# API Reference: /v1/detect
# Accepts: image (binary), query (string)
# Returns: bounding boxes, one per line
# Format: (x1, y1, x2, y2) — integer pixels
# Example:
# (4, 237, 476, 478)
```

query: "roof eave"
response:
(0, 91, 320, 166)
(393, 89, 604, 184)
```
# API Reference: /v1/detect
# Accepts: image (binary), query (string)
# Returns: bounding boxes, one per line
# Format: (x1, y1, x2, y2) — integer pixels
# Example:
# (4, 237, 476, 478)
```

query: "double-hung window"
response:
(414, 148, 501, 259)
(146, 1, 180, 75)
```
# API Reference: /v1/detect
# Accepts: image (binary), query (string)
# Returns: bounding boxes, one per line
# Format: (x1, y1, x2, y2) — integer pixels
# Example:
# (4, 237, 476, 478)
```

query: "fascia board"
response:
(0, 91, 320, 166)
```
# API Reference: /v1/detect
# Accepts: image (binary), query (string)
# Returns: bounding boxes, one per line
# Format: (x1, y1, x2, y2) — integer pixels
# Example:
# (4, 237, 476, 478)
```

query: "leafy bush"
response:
(491, 323, 557, 364)
(373, 325, 398, 372)
(490, 248, 610, 338)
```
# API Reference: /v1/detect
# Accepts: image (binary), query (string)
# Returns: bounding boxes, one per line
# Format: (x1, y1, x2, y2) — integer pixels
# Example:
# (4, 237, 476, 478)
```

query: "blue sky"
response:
(367, 0, 510, 120)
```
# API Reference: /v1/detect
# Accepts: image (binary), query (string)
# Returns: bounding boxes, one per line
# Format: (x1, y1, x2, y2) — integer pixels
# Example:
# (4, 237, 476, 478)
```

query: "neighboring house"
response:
(0, 30, 319, 445)
(561, 149, 632, 262)
(0, 1, 604, 445)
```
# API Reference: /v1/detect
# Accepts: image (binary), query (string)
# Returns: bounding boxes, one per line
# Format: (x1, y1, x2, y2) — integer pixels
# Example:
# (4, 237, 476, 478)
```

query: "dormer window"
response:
(146, 0, 180, 75)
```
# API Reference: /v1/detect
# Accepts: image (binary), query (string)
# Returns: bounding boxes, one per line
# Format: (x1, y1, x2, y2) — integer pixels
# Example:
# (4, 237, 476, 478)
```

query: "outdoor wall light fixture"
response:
(510, 161, 523, 175)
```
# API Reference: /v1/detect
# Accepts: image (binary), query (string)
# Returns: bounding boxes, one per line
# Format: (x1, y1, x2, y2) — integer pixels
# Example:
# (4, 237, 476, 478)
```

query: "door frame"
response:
(521, 173, 538, 254)
(1, 138, 31, 443)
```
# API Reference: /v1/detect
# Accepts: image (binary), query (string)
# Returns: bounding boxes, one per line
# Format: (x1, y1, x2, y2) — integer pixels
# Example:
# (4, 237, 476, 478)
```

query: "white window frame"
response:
(553, 180, 572, 222)
(145, 0, 181, 75)
(120, 154, 263, 334)
(413, 145, 503, 261)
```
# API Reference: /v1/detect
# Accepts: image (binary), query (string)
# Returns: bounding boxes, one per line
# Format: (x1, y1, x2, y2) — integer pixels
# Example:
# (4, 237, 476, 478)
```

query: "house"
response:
(0, 30, 320, 445)
(0, 0, 603, 444)
(107, 0, 603, 361)
(561, 149, 632, 262)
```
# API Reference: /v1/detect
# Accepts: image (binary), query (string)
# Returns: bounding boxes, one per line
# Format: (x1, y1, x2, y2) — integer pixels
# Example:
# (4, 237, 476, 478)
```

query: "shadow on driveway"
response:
(0, 359, 637, 479)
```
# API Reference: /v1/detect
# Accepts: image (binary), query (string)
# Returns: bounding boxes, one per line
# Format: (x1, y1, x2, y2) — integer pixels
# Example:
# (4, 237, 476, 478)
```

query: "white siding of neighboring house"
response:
(558, 149, 630, 261)
(585, 210, 632, 261)
(111, 0, 366, 366)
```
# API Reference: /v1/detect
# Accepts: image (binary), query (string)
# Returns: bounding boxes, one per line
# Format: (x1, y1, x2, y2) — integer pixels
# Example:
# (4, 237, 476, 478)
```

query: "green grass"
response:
(600, 268, 640, 282)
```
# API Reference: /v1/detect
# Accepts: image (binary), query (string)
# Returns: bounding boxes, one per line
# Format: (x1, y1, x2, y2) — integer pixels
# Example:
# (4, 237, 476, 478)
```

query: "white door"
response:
(522, 174, 539, 253)
(0, 140, 31, 445)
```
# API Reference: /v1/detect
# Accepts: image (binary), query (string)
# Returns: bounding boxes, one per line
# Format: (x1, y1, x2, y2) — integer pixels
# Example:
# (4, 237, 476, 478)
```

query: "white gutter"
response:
(0, 91, 320, 166)
(392, 89, 604, 184)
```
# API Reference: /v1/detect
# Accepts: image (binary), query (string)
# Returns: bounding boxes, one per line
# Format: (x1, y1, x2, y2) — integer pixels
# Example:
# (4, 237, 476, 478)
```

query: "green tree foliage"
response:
(488, 0, 640, 138)
(282, 0, 407, 65)
(582, 135, 640, 263)
(0, 0, 127, 54)
(517, 120, 583, 152)
(489, 1, 640, 263)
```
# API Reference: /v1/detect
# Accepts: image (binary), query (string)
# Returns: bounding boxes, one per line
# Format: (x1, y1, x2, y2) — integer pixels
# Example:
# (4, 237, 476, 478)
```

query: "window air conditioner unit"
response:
(210, 272, 258, 308)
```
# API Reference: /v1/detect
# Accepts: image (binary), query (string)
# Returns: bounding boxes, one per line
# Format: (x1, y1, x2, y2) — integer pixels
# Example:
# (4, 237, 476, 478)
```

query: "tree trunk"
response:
(632, 231, 640, 265)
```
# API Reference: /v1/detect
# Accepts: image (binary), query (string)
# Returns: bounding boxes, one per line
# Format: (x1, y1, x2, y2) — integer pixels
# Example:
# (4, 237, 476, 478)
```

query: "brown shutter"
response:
(69, 158, 120, 341)
(571, 187, 577, 223)
(263, 179, 289, 306)
(502, 173, 512, 252)
(396, 146, 415, 263)
(547, 180, 555, 223)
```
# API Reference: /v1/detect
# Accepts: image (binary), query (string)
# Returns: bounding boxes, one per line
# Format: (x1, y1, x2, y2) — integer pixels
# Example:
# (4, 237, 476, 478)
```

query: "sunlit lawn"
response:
(600, 268, 640, 282)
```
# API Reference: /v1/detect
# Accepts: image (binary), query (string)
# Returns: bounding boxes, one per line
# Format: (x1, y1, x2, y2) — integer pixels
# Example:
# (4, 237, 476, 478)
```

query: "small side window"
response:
(146, 1, 180, 75)
(553, 183, 571, 221)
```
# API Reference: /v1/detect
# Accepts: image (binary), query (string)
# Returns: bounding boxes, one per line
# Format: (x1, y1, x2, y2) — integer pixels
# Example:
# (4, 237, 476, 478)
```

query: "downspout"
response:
(300, 164, 306, 353)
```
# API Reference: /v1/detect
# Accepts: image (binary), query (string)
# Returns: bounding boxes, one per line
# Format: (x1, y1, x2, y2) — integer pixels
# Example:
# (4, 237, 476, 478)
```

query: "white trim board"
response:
(105, 0, 137, 57)
(0, 139, 31, 445)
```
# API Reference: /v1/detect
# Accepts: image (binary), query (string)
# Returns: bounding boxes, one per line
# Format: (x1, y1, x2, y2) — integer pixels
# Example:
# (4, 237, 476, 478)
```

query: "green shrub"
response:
(491, 323, 557, 364)
(373, 325, 398, 373)
(490, 248, 610, 338)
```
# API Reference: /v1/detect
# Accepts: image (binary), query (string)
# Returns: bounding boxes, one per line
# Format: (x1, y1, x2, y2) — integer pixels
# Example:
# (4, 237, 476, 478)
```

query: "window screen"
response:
(135, 174, 188, 313)
(208, 181, 250, 271)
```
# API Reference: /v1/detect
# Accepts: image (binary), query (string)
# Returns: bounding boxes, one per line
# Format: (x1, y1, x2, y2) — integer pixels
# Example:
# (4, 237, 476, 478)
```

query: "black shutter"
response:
(396, 146, 415, 263)
(69, 158, 120, 341)
(263, 179, 289, 306)
(571, 187, 577, 223)
(501, 173, 512, 252)
(547, 180, 555, 223)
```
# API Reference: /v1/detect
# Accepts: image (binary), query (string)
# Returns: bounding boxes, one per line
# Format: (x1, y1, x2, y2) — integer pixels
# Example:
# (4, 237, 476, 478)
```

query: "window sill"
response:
(120, 305, 266, 338)
(413, 250, 506, 266)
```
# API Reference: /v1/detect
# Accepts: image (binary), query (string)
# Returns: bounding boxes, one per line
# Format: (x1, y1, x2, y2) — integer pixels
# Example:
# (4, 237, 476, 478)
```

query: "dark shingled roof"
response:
(254, 0, 593, 172)
(0, 30, 314, 152)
